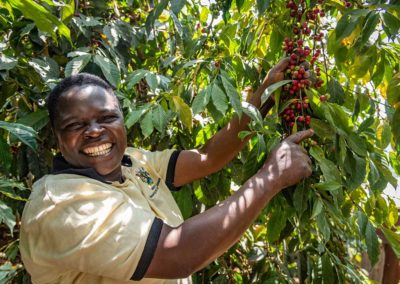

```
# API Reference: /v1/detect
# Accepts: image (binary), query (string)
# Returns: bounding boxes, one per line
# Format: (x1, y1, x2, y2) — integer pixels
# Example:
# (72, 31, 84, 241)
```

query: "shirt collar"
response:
(51, 154, 132, 184)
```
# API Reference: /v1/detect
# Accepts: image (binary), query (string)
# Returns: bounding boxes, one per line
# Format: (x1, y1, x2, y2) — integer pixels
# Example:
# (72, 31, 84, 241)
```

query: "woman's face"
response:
(53, 85, 127, 181)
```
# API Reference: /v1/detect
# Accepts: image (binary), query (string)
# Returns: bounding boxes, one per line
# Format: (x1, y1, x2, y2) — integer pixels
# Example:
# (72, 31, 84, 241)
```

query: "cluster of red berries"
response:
(279, 0, 327, 131)
(281, 97, 312, 128)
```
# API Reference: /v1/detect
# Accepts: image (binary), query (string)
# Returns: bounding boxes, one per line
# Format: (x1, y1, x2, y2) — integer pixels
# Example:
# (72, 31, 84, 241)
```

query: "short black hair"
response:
(47, 73, 114, 127)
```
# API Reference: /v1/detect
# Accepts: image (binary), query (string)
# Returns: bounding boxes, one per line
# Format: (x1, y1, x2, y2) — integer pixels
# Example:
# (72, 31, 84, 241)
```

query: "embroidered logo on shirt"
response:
(135, 167, 160, 198)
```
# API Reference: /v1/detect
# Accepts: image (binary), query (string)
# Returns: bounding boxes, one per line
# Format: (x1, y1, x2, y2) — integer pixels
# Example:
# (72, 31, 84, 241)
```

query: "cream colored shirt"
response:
(20, 148, 191, 284)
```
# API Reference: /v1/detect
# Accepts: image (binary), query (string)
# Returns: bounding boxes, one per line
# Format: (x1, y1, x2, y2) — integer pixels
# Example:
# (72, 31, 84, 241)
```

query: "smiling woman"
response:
(49, 76, 127, 182)
(19, 64, 314, 284)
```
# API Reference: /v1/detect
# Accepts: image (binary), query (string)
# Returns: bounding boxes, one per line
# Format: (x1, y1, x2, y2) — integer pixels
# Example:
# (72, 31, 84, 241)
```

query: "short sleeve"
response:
(125, 148, 181, 191)
(21, 176, 161, 281)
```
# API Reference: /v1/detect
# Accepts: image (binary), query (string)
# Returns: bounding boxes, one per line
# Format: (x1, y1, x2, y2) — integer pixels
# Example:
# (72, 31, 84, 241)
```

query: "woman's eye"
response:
(65, 122, 83, 130)
(101, 115, 118, 123)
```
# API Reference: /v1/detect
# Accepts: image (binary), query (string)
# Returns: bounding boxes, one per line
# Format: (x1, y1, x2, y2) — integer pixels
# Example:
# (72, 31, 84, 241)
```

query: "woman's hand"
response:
(258, 129, 314, 192)
(264, 57, 290, 86)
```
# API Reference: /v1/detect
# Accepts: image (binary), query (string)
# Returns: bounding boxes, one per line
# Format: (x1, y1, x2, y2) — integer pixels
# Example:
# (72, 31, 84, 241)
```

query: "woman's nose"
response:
(84, 122, 104, 138)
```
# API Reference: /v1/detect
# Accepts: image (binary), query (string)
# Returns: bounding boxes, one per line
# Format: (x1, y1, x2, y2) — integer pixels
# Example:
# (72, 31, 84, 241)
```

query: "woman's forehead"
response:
(61, 85, 118, 105)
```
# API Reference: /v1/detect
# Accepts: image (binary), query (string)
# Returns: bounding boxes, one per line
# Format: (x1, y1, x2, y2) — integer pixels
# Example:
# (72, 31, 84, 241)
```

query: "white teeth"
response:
(83, 143, 112, 157)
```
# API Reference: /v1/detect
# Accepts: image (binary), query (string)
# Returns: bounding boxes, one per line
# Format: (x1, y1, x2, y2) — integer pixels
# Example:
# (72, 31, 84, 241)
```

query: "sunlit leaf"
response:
(152, 105, 168, 133)
(220, 72, 242, 117)
(9, 0, 71, 42)
(93, 55, 120, 87)
(192, 86, 211, 115)
(380, 11, 400, 37)
(64, 54, 91, 77)
(211, 83, 228, 115)
(140, 110, 153, 138)
(0, 121, 37, 150)
(261, 80, 291, 106)
(0, 54, 17, 71)
(172, 96, 193, 130)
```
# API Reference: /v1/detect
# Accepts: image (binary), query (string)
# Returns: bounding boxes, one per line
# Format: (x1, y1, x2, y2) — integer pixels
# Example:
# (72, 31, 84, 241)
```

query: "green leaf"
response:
(381, 227, 400, 258)
(0, 138, 12, 172)
(358, 116, 375, 133)
(64, 54, 91, 77)
(9, 0, 71, 42)
(126, 69, 148, 90)
(60, 0, 75, 23)
(267, 207, 287, 243)
(171, 0, 185, 15)
(152, 105, 168, 133)
(357, 211, 368, 235)
(242, 135, 266, 182)
(0, 200, 15, 235)
(125, 106, 149, 129)
(321, 103, 352, 135)
(220, 73, 242, 117)
(346, 153, 366, 190)
(17, 110, 49, 131)
(346, 133, 367, 157)
(241, 102, 263, 125)
(358, 12, 380, 47)
(376, 122, 392, 149)
(322, 254, 335, 284)
(93, 55, 120, 88)
(327, 78, 345, 105)
(236, 0, 245, 12)
(387, 72, 400, 107)
(310, 145, 325, 162)
(172, 96, 192, 130)
(335, 10, 368, 43)
(311, 198, 324, 219)
(103, 24, 119, 47)
(0, 262, 17, 282)
(0, 54, 17, 71)
(365, 221, 380, 267)
(172, 186, 193, 219)
(391, 109, 400, 148)
(380, 11, 400, 37)
(29, 57, 59, 85)
(315, 181, 341, 192)
(211, 83, 228, 115)
(0, 121, 37, 150)
(310, 119, 335, 141)
(261, 80, 291, 105)
(192, 86, 211, 115)
(257, 0, 271, 14)
(145, 0, 169, 34)
(140, 111, 154, 138)
(319, 158, 342, 183)
(316, 214, 330, 241)
(293, 183, 308, 216)
(145, 72, 158, 91)
(387, 198, 399, 228)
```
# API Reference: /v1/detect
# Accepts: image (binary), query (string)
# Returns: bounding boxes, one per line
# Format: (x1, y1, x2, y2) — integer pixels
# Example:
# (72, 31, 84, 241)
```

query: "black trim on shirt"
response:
(131, 218, 163, 281)
(165, 150, 181, 191)
(51, 154, 132, 184)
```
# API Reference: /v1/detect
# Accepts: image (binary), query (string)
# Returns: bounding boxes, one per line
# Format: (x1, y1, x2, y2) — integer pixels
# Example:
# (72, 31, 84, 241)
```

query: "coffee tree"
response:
(0, 0, 399, 283)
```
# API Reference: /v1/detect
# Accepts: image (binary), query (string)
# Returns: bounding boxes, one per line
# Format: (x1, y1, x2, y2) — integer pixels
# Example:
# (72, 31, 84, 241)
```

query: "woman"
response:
(20, 59, 313, 283)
